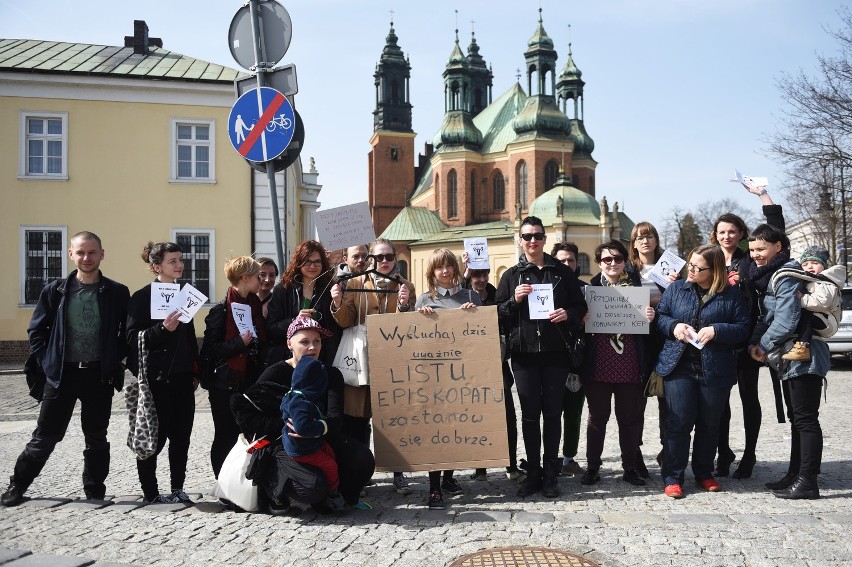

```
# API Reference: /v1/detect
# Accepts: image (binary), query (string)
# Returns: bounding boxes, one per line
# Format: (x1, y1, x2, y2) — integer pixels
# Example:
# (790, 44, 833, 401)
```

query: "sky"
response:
(2, 0, 847, 236)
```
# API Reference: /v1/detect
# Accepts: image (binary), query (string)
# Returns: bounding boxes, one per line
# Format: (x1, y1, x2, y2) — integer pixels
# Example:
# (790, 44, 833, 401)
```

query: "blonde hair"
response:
(688, 245, 728, 296)
(425, 248, 461, 298)
(224, 256, 260, 286)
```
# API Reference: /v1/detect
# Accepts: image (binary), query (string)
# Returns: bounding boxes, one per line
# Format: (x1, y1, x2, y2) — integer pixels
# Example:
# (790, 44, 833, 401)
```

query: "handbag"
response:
(212, 434, 260, 511)
(124, 331, 159, 460)
(644, 371, 665, 398)
(565, 324, 586, 371)
(333, 292, 370, 386)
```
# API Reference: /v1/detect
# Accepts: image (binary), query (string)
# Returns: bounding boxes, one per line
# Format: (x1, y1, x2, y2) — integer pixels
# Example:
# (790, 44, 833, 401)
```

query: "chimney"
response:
(124, 20, 163, 55)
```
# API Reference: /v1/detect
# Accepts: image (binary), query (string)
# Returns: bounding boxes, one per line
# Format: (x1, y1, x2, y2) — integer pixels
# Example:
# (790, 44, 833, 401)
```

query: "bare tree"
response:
(692, 197, 761, 240)
(664, 208, 705, 256)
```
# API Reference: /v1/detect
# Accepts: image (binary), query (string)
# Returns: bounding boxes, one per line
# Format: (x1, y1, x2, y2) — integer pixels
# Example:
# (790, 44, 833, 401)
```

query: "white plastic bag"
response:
(333, 323, 370, 386)
(212, 435, 259, 512)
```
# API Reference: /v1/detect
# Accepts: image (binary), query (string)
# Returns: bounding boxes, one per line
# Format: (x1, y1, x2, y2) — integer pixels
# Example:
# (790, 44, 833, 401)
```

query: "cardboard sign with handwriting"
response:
(584, 286, 650, 334)
(367, 306, 508, 472)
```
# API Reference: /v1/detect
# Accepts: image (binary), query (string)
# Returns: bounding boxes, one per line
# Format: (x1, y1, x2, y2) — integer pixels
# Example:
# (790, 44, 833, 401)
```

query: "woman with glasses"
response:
(711, 186, 784, 479)
(496, 217, 586, 498)
(655, 245, 750, 498)
(256, 257, 278, 319)
(330, 238, 415, 494)
(266, 240, 340, 367)
(581, 240, 656, 488)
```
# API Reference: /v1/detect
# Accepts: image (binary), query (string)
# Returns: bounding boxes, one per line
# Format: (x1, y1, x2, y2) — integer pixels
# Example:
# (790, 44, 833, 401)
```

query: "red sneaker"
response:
(697, 478, 721, 492)
(664, 484, 684, 499)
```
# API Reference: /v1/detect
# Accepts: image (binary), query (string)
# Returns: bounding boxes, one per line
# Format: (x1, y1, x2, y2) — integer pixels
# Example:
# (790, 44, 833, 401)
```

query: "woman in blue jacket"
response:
(655, 245, 750, 498)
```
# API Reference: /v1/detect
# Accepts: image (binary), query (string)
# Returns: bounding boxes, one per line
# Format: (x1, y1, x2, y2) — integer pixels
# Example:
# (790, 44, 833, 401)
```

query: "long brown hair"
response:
(280, 240, 333, 291)
(689, 244, 728, 295)
(629, 221, 664, 271)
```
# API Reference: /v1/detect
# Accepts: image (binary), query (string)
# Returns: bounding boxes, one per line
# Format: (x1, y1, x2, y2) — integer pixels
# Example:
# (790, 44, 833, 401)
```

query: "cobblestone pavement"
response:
(0, 363, 850, 567)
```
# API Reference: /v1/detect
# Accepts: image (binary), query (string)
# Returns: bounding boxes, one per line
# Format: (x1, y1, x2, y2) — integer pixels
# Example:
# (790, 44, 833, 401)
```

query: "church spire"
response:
(373, 18, 412, 132)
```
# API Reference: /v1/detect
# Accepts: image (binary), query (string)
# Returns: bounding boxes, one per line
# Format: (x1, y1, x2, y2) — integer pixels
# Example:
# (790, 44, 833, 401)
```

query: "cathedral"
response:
(367, 10, 634, 291)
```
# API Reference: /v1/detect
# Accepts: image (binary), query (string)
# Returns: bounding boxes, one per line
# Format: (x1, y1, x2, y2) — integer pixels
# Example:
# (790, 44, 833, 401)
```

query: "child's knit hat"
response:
(801, 245, 830, 269)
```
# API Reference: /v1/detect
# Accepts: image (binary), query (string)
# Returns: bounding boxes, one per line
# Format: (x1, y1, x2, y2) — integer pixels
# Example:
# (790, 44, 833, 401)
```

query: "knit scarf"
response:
(225, 287, 265, 384)
(603, 271, 633, 354)
(748, 249, 791, 294)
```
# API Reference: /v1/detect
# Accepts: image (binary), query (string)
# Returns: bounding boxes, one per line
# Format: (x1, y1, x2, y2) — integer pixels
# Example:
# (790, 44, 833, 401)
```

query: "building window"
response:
(448, 169, 458, 218)
(20, 226, 67, 305)
(170, 119, 215, 183)
(492, 171, 505, 211)
(470, 171, 477, 219)
(544, 160, 559, 191)
(517, 161, 528, 210)
(19, 112, 68, 179)
(173, 229, 215, 301)
(578, 253, 591, 275)
(397, 260, 408, 279)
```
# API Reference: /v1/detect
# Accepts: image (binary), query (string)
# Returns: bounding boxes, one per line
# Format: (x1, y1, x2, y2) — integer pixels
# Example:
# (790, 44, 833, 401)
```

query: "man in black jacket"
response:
(2, 231, 130, 506)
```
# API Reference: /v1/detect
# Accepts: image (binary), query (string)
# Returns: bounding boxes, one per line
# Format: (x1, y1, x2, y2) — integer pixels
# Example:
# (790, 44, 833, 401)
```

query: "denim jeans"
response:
(663, 360, 732, 486)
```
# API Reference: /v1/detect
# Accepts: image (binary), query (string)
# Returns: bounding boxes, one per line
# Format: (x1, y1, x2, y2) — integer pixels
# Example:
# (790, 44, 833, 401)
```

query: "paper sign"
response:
(175, 283, 208, 323)
(734, 169, 769, 190)
(367, 307, 509, 472)
(315, 201, 376, 252)
(584, 286, 651, 334)
(230, 303, 256, 337)
(528, 284, 555, 319)
(150, 282, 180, 320)
(463, 238, 490, 270)
(650, 249, 686, 289)
(687, 329, 704, 350)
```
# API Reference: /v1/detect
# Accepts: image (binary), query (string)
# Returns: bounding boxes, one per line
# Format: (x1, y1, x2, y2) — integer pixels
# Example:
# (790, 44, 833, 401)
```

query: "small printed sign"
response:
(463, 238, 490, 270)
(315, 202, 376, 252)
(150, 282, 181, 320)
(528, 284, 555, 320)
(230, 303, 257, 337)
(650, 249, 686, 289)
(175, 284, 208, 323)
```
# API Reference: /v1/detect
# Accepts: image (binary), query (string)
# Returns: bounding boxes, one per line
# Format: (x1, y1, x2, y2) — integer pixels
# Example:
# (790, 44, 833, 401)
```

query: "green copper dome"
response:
(529, 173, 600, 226)
(527, 9, 555, 51)
(437, 111, 484, 149)
(559, 48, 582, 80)
(569, 119, 595, 155)
(512, 95, 570, 136)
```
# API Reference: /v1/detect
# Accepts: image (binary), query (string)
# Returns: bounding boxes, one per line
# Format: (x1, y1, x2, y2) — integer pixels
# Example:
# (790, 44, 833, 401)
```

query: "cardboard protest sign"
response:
(151, 282, 180, 320)
(367, 307, 508, 472)
(584, 286, 650, 335)
(315, 201, 376, 252)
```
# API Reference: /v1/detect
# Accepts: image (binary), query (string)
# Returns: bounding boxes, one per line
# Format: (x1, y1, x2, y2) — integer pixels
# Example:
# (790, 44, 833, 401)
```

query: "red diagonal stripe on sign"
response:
(238, 91, 287, 158)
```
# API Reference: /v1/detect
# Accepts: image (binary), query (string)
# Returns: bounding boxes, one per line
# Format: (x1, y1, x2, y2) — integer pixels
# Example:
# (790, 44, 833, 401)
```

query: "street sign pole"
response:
(249, 0, 287, 271)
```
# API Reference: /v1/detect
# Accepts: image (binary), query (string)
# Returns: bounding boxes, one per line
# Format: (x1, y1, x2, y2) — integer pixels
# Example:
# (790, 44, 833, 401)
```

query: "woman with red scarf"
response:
(201, 256, 267, 478)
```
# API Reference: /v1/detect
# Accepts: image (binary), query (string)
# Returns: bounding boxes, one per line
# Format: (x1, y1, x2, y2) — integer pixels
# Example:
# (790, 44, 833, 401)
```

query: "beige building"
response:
(0, 21, 319, 361)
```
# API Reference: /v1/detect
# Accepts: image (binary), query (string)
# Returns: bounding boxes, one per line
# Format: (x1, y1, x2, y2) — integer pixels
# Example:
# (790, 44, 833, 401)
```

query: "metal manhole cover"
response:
(448, 546, 601, 567)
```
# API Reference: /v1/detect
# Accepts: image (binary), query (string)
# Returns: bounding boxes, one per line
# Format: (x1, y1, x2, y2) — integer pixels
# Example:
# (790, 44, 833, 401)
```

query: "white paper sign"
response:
(175, 283, 208, 323)
(150, 282, 181, 320)
(650, 249, 686, 289)
(528, 284, 555, 320)
(464, 238, 490, 270)
(230, 303, 257, 337)
(315, 201, 376, 252)
(734, 169, 769, 190)
(687, 329, 704, 350)
(584, 286, 651, 334)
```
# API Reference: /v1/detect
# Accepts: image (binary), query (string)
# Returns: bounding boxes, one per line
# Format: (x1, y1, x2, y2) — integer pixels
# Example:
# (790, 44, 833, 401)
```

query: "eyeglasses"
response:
(599, 255, 625, 265)
(635, 235, 655, 242)
(301, 259, 323, 268)
(520, 232, 546, 241)
(687, 263, 711, 272)
(374, 253, 396, 262)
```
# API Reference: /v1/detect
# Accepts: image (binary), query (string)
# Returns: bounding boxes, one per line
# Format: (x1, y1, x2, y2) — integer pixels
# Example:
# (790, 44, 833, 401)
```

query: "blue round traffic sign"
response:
(228, 86, 295, 163)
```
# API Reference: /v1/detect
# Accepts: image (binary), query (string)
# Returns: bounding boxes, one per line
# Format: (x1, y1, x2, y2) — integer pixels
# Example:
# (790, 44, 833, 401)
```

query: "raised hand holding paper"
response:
(176, 283, 208, 323)
(734, 169, 768, 190)
(151, 282, 180, 320)
(463, 238, 490, 270)
(528, 283, 555, 320)
(230, 303, 257, 337)
(650, 250, 685, 289)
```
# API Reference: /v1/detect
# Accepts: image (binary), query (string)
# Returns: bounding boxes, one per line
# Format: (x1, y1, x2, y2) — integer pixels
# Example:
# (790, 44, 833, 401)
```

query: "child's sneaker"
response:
(782, 341, 811, 361)
(392, 473, 412, 495)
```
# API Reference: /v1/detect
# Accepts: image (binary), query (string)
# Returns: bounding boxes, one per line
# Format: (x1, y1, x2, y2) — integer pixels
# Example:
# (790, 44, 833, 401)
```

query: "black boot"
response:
(714, 449, 736, 477)
(517, 465, 542, 497)
(732, 454, 756, 479)
(542, 460, 561, 498)
(764, 473, 797, 491)
(635, 450, 650, 479)
(774, 475, 819, 500)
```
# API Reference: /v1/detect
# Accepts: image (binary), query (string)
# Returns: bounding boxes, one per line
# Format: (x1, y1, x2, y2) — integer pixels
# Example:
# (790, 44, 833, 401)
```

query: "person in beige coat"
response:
(329, 238, 415, 494)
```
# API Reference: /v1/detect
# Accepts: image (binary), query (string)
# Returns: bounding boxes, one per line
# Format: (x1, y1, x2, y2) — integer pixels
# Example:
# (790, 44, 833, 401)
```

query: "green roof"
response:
(0, 39, 239, 83)
(412, 220, 517, 246)
(380, 206, 446, 241)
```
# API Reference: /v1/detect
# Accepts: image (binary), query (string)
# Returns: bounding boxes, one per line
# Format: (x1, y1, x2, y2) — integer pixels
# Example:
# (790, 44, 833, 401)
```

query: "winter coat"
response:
(265, 282, 340, 366)
(331, 272, 415, 327)
(495, 254, 587, 355)
(200, 298, 264, 392)
(126, 282, 199, 381)
(655, 279, 751, 387)
(756, 260, 830, 380)
(280, 357, 329, 456)
(28, 270, 130, 390)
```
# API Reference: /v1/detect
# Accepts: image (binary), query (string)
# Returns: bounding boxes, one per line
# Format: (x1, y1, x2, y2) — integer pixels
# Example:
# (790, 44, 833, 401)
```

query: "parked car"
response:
(826, 287, 852, 358)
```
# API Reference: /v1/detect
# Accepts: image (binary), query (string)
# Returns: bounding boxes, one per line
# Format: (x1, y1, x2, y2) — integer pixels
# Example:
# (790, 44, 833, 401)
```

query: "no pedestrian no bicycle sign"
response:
(228, 86, 295, 163)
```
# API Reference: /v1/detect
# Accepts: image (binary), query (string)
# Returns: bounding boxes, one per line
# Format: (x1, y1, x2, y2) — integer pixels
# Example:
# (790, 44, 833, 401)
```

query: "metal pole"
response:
(249, 0, 287, 271)
(842, 164, 848, 283)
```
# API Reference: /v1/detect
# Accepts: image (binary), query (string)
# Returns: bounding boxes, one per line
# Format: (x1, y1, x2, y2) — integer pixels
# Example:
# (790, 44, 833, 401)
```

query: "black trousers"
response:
(782, 375, 824, 477)
(209, 389, 241, 478)
(718, 351, 762, 460)
(136, 374, 196, 499)
(511, 355, 567, 470)
(13, 367, 114, 497)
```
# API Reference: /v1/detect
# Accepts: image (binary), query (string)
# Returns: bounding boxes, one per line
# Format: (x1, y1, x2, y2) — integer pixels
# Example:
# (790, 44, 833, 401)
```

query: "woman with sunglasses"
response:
(330, 238, 415, 494)
(655, 245, 750, 498)
(581, 240, 656, 488)
(266, 240, 340, 368)
(711, 186, 784, 479)
(496, 216, 586, 498)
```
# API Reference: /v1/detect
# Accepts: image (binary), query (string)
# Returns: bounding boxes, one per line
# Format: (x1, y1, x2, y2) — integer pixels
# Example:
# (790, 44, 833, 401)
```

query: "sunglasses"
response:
(599, 255, 625, 265)
(374, 253, 396, 262)
(687, 262, 711, 272)
(520, 232, 546, 242)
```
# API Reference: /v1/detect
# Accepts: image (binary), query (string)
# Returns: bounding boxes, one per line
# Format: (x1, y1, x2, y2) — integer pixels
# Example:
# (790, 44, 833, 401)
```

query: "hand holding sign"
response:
(175, 284, 208, 323)
(151, 282, 181, 320)
(230, 303, 257, 339)
(528, 284, 555, 320)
